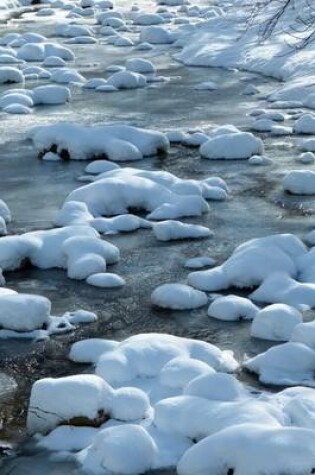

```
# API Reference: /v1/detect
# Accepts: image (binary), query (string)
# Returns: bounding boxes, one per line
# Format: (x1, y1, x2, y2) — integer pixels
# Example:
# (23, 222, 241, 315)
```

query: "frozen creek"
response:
(1, 0, 315, 474)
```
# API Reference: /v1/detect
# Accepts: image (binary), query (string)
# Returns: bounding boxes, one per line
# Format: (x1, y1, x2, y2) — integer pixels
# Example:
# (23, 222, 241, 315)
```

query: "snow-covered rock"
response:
(125, 58, 156, 74)
(208, 295, 258, 322)
(27, 374, 113, 434)
(151, 283, 208, 310)
(107, 70, 146, 89)
(294, 114, 315, 134)
(251, 304, 302, 341)
(140, 26, 174, 44)
(0, 67, 23, 84)
(29, 124, 169, 161)
(86, 273, 126, 288)
(153, 221, 212, 241)
(0, 293, 50, 331)
(177, 424, 315, 475)
(200, 131, 263, 160)
(244, 342, 315, 387)
(77, 425, 157, 475)
(283, 170, 315, 195)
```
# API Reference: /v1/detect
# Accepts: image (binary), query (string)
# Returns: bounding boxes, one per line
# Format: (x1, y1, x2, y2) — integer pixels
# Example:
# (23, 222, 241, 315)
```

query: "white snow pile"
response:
(64, 169, 213, 221)
(0, 85, 70, 113)
(0, 225, 120, 282)
(29, 123, 169, 161)
(244, 342, 315, 387)
(125, 58, 156, 75)
(177, 424, 315, 475)
(294, 114, 315, 134)
(134, 13, 165, 26)
(283, 170, 315, 195)
(151, 283, 208, 310)
(56, 24, 94, 38)
(17, 42, 74, 62)
(251, 304, 303, 341)
(153, 221, 212, 241)
(0, 199, 11, 236)
(140, 26, 174, 44)
(208, 295, 259, 322)
(188, 234, 307, 291)
(200, 130, 263, 160)
(106, 70, 146, 90)
(0, 67, 23, 84)
(184, 256, 215, 269)
(0, 290, 96, 339)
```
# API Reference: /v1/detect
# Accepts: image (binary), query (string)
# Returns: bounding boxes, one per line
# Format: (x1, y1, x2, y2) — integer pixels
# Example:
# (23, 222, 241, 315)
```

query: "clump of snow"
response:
(0, 293, 50, 332)
(244, 342, 315, 387)
(140, 26, 174, 44)
(200, 131, 263, 160)
(0, 67, 23, 84)
(208, 295, 259, 322)
(184, 257, 215, 269)
(251, 304, 303, 341)
(151, 283, 208, 310)
(188, 234, 306, 291)
(294, 114, 315, 134)
(77, 425, 157, 475)
(125, 58, 156, 74)
(86, 273, 126, 288)
(29, 123, 169, 161)
(283, 170, 315, 195)
(177, 424, 315, 475)
(107, 70, 146, 89)
(153, 221, 212, 241)
(27, 374, 113, 434)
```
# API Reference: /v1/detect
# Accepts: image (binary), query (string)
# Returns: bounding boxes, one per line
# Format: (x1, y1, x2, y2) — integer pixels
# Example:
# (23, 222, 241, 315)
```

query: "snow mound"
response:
(0, 293, 50, 331)
(140, 26, 174, 44)
(153, 221, 212, 241)
(184, 372, 246, 401)
(208, 295, 258, 321)
(95, 333, 238, 385)
(77, 425, 157, 475)
(251, 304, 302, 341)
(65, 170, 209, 221)
(283, 170, 315, 195)
(244, 342, 315, 387)
(294, 114, 315, 134)
(0, 67, 23, 84)
(125, 58, 156, 74)
(29, 123, 169, 161)
(151, 283, 208, 310)
(27, 374, 113, 434)
(86, 273, 126, 288)
(107, 70, 146, 89)
(177, 424, 315, 475)
(188, 234, 306, 291)
(200, 131, 263, 160)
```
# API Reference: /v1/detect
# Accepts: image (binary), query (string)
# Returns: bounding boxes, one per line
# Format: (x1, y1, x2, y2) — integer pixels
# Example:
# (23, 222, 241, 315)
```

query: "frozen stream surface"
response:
(0, 0, 315, 473)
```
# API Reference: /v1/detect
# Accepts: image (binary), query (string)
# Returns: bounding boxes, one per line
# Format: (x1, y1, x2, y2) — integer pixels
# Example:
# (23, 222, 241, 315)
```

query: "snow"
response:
(29, 123, 169, 161)
(32, 85, 70, 105)
(125, 58, 156, 74)
(200, 131, 263, 160)
(111, 387, 150, 421)
(134, 13, 165, 26)
(184, 372, 246, 401)
(107, 70, 146, 89)
(0, 293, 50, 331)
(159, 357, 213, 390)
(77, 425, 157, 475)
(188, 234, 306, 291)
(151, 283, 208, 310)
(177, 424, 315, 475)
(86, 273, 126, 288)
(153, 220, 212, 241)
(208, 295, 259, 322)
(244, 342, 315, 387)
(140, 26, 174, 44)
(95, 333, 238, 385)
(194, 81, 218, 91)
(0, 200, 11, 223)
(283, 170, 315, 195)
(184, 256, 215, 269)
(0, 66, 23, 84)
(38, 426, 98, 452)
(27, 374, 114, 434)
(69, 338, 119, 364)
(65, 171, 209, 221)
(294, 114, 315, 134)
(291, 321, 315, 351)
(85, 160, 120, 174)
(251, 304, 303, 341)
